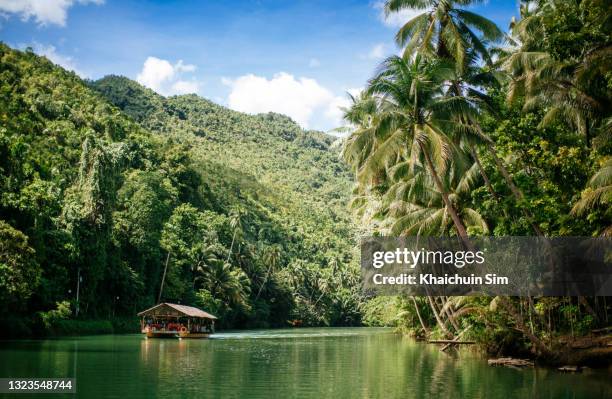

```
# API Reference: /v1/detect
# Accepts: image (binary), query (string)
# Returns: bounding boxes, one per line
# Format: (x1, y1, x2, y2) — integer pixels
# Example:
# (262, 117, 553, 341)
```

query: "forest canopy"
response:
(341, 0, 611, 360)
(0, 42, 362, 335)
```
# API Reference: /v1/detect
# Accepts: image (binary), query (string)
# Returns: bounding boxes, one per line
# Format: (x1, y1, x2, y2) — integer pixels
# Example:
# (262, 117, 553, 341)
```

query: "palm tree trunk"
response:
(254, 264, 273, 301)
(411, 296, 429, 336)
(427, 295, 452, 337)
(158, 252, 170, 304)
(420, 142, 471, 244)
(498, 296, 551, 356)
(578, 296, 598, 321)
(226, 230, 237, 262)
(440, 296, 461, 332)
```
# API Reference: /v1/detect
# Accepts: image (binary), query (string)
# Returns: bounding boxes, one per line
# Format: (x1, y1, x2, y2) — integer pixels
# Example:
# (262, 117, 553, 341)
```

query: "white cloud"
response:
(308, 58, 321, 68)
(174, 59, 196, 73)
(525, 1, 539, 13)
(223, 72, 352, 130)
(29, 42, 85, 76)
(136, 56, 200, 96)
(367, 43, 387, 59)
(171, 80, 199, 95)
(324, 87, 362, 127)
(373, 0, 422, 28)
(0, 0, 104, 27)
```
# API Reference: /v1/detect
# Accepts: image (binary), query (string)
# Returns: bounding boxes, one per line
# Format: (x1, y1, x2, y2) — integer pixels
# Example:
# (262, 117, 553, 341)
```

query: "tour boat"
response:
(138, 303, 217, 339)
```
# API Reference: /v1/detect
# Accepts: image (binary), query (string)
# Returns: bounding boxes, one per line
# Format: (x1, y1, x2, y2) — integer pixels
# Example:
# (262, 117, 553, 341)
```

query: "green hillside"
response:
(0, 43, 362, 335)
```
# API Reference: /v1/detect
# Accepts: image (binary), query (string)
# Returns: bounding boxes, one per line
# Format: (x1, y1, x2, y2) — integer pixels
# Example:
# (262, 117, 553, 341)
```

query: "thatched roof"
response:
(137, 303, 217, 319)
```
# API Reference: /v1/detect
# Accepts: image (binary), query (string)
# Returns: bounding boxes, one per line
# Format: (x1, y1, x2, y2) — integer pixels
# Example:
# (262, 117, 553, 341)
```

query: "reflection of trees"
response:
(1, 334, 612, 397)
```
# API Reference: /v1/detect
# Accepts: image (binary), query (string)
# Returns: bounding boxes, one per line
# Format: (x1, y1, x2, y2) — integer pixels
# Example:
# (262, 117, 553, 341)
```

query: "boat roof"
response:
(137, 303, 217, 319)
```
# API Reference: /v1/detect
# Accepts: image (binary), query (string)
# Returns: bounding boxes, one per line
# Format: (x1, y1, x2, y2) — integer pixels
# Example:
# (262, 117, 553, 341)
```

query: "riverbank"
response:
(0, 316, 140, 339)
(422, 329, 612, 369)
(552, 333, 612, 368)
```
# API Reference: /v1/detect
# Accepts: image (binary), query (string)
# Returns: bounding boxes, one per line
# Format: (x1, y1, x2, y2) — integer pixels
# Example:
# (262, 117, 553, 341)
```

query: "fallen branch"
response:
(558, 365, 580, 372)
(488, 358, 534, 368)
(440, 325, 472, 352)
(428, 340, 475, 344)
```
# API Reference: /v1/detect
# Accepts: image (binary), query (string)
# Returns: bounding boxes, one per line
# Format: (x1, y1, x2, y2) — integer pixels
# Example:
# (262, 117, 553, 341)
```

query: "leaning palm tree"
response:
(360, 55, 476, 243)
(341, 93, 396, 233)
(384, 1, 546, 234)
(385, 161, 489, 236)
(385, 0, 503, 67)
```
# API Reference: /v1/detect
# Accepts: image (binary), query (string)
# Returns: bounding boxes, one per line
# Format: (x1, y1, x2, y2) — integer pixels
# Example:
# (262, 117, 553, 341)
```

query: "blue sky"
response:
(0, 0, 520, 131)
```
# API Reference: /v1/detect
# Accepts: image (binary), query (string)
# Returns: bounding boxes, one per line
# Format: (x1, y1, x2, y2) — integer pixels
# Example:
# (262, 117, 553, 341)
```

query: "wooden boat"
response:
(137, 303, 217, 339)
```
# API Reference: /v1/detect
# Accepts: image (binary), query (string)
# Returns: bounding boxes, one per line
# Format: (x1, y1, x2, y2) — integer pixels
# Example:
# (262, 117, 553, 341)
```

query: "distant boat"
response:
(137, 303, 217, 339)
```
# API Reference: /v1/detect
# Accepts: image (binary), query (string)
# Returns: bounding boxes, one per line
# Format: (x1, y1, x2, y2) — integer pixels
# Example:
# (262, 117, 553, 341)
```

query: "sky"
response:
(0, 0, 520, 132)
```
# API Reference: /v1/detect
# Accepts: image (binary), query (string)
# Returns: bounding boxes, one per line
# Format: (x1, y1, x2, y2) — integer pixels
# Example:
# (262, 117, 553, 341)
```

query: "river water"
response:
(0, 327, 609, 398)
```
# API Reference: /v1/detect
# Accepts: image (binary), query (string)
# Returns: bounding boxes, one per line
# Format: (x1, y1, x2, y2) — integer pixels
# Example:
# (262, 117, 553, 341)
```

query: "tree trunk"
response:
(578, 296, 598, 321)
(158, 252, 170, 304)
(427, 295, 452, 337)
(499, 296, 552, 356)
(420, 142, 472, 245)
(411, 296, 429, 336)
(226, 230, 237, 262)
(440, 296, 461, 332)
(254, 264, 274, 301)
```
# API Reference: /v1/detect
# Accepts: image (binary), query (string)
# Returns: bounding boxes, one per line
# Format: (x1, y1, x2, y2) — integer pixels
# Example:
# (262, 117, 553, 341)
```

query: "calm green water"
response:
(0, 328, 610, 398)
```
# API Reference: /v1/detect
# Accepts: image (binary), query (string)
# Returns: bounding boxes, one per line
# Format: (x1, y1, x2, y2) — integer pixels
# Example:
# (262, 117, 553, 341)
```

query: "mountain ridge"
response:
(0, 43, 362, 332)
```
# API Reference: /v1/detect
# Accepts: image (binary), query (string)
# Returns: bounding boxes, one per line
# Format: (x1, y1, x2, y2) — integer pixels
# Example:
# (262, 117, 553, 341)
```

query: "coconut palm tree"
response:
(226, 207, 246, 262)
(359, 55, 477, 243)
(385, 161, 489, 236)
(254, 244, 282, 301)
(385, 0, 503, 68)
(503, 1, 611, 147)
(197, 260, 251, 311)
(572, 157, 612, 236)
(191, 243, 220, 289)
(384, 1, 547, 235)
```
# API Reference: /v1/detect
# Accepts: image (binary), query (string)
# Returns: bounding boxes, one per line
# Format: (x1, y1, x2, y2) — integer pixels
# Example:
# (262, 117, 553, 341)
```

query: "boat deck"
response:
(143, 329, 211, 339)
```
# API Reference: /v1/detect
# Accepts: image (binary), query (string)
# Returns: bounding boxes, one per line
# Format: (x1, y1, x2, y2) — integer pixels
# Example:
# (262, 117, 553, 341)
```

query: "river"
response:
(0, 327, 609, 398)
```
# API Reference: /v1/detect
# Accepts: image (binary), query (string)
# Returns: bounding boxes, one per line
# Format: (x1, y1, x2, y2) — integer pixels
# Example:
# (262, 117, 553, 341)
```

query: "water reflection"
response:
(0, 328, 610, 398)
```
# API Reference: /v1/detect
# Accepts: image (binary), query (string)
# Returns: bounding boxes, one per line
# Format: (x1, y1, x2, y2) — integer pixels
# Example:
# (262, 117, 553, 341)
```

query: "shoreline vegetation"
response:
(0, 0, 610, 374)
(341, 0, 611, 370)
(3, 317, 610, 369)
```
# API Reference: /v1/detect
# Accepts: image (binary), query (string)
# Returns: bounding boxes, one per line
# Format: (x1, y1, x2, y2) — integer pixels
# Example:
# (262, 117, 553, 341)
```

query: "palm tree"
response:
(226, 207, 245, 262)
(357, 55, 475, 243)
(254, 244, 282, 301)
(191, 243, 220, 289)
(503, 1, 611, 147)
(385, 0, 503, 67)
(384, 0, 547, 235)
(197, 260, 251, 311)
(572, 157, 612, 236)
(386, 161, 489, 236)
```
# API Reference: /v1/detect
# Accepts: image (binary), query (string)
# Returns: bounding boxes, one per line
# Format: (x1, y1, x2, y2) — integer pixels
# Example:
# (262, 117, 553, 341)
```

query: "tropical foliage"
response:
(0, 42, 362, 335)
(344, 0, 610, 359)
